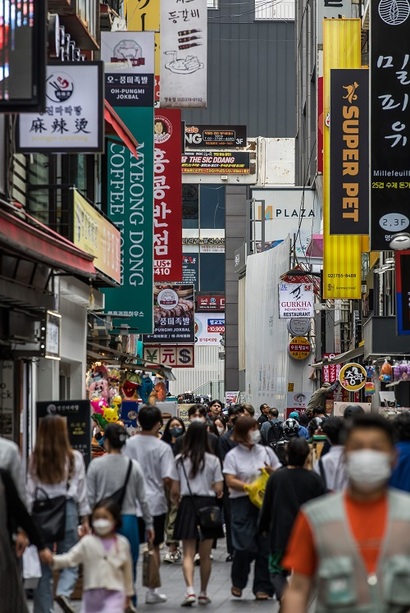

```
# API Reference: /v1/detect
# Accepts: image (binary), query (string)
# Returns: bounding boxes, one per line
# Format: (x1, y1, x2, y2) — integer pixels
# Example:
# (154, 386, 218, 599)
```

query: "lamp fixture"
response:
(389, 232, 410, 250)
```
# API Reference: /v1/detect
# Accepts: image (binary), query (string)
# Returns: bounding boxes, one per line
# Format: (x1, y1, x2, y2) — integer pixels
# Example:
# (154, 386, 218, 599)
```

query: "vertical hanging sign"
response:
(154, 109, 183, 281)
(371, 0, 410, 249)
(160, 0, 207, 108)
(101, 32, 155, 333)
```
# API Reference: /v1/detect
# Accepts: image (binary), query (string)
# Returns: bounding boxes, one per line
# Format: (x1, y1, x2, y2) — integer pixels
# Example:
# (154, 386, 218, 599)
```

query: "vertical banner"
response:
(160, 0, 207, 108)
(396, 251, 410, 335)
(322, 19, 362, 300)
(124, 0, 161, 106)
(317, 76, 324, 174)
(330, 69, 369, 234)
(101, 32, 155, 333)
(154, 109, 183, 281)
(370, 1, 410, 249)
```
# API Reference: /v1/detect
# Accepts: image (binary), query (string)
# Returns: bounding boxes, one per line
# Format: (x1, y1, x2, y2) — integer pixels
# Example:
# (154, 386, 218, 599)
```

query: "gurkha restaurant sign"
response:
(17, 62, 104, 153)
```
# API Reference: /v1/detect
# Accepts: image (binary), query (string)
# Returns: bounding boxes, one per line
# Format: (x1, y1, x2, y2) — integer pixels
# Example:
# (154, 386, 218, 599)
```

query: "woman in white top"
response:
(223, 416, 281, 601)
(172, 422, 224, 607)
(27, 415, 90, 613)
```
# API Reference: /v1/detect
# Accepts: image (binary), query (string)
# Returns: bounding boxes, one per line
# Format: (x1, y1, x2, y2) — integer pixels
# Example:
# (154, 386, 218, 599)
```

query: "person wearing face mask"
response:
(282, 413, 410, 613)
(124, 405, 175, 604)
(223, 417, 282, 600)
(51, 499, 135, 613)
(173, 405, 219, 456)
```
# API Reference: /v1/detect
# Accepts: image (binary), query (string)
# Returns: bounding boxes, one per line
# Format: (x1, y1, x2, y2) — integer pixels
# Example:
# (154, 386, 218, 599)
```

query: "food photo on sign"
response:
(144, 284, 195, 343)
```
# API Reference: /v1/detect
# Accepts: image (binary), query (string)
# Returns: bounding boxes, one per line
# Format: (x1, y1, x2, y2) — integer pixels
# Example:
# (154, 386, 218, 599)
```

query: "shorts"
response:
(138, 513, 166, 547)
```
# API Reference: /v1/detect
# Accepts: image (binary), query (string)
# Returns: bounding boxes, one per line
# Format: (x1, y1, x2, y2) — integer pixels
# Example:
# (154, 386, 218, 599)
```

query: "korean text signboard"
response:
(144, 284, 195, 343)
(102, 32, 155, 333)
(322, 353, 342, 383)
(182, 253, 198, 290)
(371, 1, 410, 249)
(154, 109, 183, 282)
(18, 62, 103, 153)
(279, 282, 314, 318)
(330, 69, 369, 234)
(160, 0, 207, 108)
(182, 151, 250, 174)
(288, 337, 311, 360)
(194, 313, 225, 345)
(395, 251, 410, 335)
(185, 125, 247, 149)
(36, 400, 91, 467)
(338, 362, 366, 392)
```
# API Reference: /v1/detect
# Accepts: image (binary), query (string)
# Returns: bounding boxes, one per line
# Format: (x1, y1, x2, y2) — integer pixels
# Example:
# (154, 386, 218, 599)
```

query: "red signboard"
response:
(322, 353, 341, 384)
(196, 295, 225, 312)
(154, 109, 183, 281)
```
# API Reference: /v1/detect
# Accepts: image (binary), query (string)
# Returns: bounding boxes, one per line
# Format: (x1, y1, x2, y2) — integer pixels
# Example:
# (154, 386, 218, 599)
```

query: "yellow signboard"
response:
(323, 19, 362, 299)
(73, 190, 121, 283)
(125, 0, 160, 78)
(339, 362, 367, 392)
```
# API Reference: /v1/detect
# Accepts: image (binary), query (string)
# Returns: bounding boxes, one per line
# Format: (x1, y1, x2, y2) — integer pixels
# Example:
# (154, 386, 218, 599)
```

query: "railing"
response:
(193, 379, 225, 401)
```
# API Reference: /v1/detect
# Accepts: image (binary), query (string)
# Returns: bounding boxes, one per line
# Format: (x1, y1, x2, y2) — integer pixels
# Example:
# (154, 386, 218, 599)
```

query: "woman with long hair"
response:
(223, 416, 281, 601)
(27, 415, 90, 613)
(161, 415, 186, 452)
(172, 422, 224, 606)
(86, 423, 153, 607)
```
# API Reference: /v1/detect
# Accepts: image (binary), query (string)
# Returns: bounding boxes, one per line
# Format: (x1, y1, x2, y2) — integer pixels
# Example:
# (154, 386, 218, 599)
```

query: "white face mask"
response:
(249, 430, 261, 444)
(217, 426, 225, 436)
(191, 416, 205, 423)
(93, 519, 114, 536)
(346, 449, 392, 493)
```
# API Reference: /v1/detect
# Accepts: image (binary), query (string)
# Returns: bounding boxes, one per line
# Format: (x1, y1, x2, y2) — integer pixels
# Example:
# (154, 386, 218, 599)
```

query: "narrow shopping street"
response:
(28, 546, 280, 613)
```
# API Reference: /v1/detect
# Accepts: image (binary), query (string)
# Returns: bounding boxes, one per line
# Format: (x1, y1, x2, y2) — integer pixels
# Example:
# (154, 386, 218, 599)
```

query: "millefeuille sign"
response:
(17, 62, 104, 153)
(182, 151, 250, 174)
(185, 125, 247, 149)
(330, 69, 369, 234)
(370, 0, 410, 249)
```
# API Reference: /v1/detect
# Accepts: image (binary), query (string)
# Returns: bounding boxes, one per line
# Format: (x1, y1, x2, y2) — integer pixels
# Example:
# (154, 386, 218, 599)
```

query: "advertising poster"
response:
(182, 151, 250, 174)
(18, 62, 103, 153)
(286, 391, 312, 411)
(322, 19, 362, 299)
(182, 253, 198, 290)
(196, 295, 225, 311)
(144, 284, 195, 343)
(160, 0, 207, 108)
(101, 32, 155, 333)
(330, 69, 369, 235)
(194, 313, 225, 345)
(279, 282, 314, 318)
(185, 124, 247, 149)
(154, 109, 183, 282)
(395, 251, 410, 335)
(370, 0, 410, 249)
(36, 400, 91, 466)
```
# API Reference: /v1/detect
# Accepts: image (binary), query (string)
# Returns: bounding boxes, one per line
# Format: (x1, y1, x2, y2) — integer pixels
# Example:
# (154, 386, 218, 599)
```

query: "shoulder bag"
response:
(31, 455, 74, 543)
(102, 459, 133, 510)
(180, 458, 223, 539)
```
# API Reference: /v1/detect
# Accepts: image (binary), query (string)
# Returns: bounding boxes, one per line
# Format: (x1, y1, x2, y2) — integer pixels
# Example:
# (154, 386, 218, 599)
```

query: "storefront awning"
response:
(310, 345, 365, 369)
(0, 204, 97, 278)
(104, 100, 138, 159)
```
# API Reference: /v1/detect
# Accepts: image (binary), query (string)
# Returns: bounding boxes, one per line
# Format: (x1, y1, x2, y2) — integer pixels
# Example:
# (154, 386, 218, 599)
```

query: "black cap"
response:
(343, 404, 365, 419)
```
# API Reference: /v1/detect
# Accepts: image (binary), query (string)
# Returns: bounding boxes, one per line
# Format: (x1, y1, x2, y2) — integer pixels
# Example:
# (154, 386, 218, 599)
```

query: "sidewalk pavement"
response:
(28, 544, 280, 612)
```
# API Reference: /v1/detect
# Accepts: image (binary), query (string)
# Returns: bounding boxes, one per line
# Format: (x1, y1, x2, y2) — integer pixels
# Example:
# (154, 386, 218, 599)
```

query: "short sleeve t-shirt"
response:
(223, 443, 282, 498)
(282, 492, 388, 576)
(175, 453, 223, 497)
(124, 435, 175, 516)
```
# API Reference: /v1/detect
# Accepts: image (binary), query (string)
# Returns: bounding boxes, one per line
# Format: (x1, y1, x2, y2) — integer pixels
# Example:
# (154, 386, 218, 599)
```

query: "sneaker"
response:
(146, 592, 167, 604)
(181, 593, 196, 607)
(164, 551, 176, 564)
(55, 595, 75, 613)
(198, 595, 211, 605)
(173, 548, 182, 561)
(194, 553, 200, 566)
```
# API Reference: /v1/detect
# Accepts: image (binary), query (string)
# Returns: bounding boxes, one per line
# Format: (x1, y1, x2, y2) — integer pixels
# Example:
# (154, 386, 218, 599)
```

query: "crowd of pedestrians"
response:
(3, 398, 410, 612)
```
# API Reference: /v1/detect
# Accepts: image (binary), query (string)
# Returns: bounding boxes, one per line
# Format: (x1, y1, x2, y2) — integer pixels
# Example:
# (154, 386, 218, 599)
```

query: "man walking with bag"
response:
(282, 414, 410, 613)
(124, 405, 175, 605)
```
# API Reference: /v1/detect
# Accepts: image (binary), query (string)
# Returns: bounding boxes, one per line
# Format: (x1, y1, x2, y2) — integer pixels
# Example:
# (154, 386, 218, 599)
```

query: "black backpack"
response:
(272, 437, 289, 465)
(266, 421, 283, 446)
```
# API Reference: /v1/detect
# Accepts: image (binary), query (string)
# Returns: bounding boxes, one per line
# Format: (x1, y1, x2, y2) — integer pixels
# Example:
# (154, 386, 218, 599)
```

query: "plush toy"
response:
(139, 376, 154, 404)
(88, 378, 109, 403)
(122, 372, 142, 400)
(90, 397, 108, 415)
(103, 406, 120, 423)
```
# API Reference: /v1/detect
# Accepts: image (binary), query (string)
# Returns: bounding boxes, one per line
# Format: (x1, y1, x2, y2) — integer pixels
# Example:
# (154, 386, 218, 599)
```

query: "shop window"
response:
(183, 184, 199, 228)
(200, 253, 225, 292)
(200, 185, 225, 229)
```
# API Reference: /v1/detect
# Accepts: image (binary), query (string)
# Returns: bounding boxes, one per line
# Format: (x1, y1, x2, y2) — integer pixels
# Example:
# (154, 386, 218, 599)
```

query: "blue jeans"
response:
(118, 514, 139, 606)
(34, 499, 79, 613)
